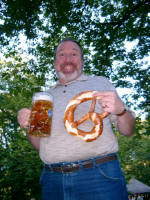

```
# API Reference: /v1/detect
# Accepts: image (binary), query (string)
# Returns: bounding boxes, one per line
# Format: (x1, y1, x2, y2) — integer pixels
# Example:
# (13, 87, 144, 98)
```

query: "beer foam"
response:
(33, 92, 53, 102)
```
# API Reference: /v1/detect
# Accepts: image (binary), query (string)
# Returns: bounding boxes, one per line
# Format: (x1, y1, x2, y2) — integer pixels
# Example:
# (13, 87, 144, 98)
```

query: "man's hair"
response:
(54, 38, 84, 61)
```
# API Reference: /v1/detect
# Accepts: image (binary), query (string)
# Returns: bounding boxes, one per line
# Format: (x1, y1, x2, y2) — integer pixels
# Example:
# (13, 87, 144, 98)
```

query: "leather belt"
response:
(44, 154, 117, 173)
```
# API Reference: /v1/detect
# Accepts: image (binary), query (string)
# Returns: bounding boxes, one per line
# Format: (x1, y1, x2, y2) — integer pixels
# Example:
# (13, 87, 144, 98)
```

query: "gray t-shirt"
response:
(40, 74, 119, 164)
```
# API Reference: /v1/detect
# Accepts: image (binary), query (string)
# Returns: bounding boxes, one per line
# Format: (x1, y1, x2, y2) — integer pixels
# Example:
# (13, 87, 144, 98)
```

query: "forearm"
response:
(26, 133, 40, 151)
(116, 111, 135, 137)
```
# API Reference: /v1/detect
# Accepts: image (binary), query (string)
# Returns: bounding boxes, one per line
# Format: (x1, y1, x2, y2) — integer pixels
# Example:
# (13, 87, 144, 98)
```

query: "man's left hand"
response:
(93, 91, 125, 115)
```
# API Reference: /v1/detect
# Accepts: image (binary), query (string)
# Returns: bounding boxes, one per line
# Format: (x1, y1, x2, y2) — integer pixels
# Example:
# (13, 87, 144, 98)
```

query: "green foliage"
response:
(118, 132, 150, 186)
(0, 0, 42, 39)
(0, 55, 43, 199)
(0, 133, 42, 200)
(0, 0, 150, 199)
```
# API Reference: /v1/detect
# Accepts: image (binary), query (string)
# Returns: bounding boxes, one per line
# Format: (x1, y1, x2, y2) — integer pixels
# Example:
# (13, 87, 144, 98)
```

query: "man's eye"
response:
(59, 53, 64, 57)
(72, 53, 77, 56)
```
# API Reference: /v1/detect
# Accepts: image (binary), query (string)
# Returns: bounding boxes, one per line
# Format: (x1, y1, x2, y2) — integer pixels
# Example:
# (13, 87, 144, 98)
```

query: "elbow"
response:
(125, 131, 134, 137)
(118, 116, 136, 137)
(121, 124, 135, 137)
(35, 145, 40, 152)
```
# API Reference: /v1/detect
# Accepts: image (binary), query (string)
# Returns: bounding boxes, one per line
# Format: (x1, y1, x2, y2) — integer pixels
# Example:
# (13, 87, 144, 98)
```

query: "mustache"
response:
(60, 62, 76, 68)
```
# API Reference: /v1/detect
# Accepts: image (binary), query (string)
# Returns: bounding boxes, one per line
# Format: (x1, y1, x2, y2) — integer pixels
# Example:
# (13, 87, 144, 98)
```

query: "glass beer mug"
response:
(28, 92, 53, 137)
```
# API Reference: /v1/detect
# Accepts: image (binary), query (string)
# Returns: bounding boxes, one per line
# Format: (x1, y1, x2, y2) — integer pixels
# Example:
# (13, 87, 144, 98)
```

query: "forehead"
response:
(56, 41, 81, 53)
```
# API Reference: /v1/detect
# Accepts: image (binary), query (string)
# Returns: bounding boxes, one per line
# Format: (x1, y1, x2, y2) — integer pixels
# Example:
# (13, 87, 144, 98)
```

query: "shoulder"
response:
(45, 80, 59, 92)
(86, 74, 115, 90)
(88, 75, 110, 82)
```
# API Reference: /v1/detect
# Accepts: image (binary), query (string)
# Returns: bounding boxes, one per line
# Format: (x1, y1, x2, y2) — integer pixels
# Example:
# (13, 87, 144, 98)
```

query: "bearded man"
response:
(18, 38, 135, 200)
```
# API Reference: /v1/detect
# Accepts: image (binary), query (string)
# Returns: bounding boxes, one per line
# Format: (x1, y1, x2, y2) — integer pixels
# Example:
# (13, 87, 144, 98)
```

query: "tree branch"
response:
(100, 0, 149, 29)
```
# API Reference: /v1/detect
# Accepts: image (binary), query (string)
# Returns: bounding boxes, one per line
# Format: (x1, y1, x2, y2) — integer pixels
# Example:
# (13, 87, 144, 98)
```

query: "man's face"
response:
(54, 41, 83, 83)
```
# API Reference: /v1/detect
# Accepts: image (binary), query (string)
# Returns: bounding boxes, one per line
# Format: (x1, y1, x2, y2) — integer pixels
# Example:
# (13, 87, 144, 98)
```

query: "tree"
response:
(1, 0, 149, 118)
(0, 55, 43, 199)
(0, 0, 150, 198)
(117, 128, 150, 186)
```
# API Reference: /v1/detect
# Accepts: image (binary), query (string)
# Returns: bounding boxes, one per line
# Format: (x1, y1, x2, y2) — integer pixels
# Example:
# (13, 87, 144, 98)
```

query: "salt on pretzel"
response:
(64, 91, 109, 142)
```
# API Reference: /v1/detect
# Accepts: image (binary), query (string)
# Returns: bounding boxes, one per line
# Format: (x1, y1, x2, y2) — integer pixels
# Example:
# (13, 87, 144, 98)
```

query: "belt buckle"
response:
(82, 160, 93, 169)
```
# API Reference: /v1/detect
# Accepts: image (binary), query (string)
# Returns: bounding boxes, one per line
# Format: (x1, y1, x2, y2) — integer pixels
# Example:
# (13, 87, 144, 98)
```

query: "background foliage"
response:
(0, 0, 150, 199)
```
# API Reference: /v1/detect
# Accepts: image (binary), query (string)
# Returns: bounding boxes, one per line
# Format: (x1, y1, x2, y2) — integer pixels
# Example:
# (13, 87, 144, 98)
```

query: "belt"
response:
(44, 154, 117, 173)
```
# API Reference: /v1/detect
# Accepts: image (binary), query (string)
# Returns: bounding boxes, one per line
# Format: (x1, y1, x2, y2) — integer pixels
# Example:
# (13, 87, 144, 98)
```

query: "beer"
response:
(28, 92, 53, 137)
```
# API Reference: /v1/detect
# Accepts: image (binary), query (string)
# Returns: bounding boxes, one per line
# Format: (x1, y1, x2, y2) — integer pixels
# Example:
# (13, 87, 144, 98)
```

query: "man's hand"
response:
(94, 91, 135, 137)
(17, 108, 31, 129)
(17, 108, 40, 151)
(94, 91, 125, 115)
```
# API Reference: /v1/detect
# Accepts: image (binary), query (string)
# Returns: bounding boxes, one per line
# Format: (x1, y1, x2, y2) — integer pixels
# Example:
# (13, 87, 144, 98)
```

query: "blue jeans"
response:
(40, 154, 128, 200)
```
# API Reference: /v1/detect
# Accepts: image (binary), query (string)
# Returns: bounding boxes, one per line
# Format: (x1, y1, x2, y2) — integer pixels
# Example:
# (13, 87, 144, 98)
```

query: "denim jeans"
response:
(40, 154, 128, 200)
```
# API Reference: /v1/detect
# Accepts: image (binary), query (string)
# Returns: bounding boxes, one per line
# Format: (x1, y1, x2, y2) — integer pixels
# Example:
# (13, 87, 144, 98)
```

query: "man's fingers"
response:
(17, 108, 31, 128)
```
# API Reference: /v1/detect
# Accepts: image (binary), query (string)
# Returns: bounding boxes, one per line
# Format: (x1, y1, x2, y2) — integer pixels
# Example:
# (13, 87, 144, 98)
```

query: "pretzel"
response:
(64, 91, 109, 142)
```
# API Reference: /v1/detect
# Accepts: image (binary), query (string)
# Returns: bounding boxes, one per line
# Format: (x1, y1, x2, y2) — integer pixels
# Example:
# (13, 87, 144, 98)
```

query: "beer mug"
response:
(28, 92, 53, 137)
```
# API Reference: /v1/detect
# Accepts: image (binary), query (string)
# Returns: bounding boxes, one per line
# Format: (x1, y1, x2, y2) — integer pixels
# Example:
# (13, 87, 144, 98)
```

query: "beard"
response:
(57, 70, 80, 83)
(56, 62, 82, 83)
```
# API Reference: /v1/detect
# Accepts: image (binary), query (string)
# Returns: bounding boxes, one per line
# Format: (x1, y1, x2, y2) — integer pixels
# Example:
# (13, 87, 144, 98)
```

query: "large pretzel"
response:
(64, 91, 109, 142)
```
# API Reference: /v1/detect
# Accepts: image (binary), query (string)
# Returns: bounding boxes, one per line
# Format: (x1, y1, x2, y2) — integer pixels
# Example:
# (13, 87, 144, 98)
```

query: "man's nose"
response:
(65, 54, 72, 62)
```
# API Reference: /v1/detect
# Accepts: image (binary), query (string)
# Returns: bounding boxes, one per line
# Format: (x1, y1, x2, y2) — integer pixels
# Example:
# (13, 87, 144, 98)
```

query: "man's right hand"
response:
(17, 108, 31, 129)
(17, 108, 40, 151)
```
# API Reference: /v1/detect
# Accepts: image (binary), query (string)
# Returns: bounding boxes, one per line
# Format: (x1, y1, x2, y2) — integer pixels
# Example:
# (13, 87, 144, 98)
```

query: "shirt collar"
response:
(52, 73, 89, 89)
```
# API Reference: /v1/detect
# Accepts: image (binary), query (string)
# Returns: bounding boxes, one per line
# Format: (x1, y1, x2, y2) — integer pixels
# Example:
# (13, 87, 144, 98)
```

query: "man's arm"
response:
(27, 134, 40, 151)
(17, 108, 40, 151)
(116, 110, 135, 136)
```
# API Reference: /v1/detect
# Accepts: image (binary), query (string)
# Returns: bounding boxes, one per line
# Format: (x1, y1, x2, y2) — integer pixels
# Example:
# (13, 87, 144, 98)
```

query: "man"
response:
(18, 38, 135, 200)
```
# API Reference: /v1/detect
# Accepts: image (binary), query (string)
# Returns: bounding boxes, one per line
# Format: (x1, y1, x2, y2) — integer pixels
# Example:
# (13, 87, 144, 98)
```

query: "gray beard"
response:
(57, 70, 81, 83)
